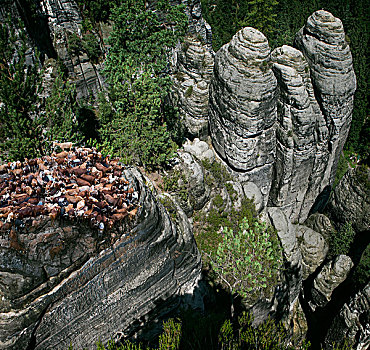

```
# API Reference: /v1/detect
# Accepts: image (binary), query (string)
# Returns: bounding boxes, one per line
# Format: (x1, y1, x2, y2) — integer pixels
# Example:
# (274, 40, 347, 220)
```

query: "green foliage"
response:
(67, 32, 83, 56)
(0, 21, 44, 161)
(158, 318, 182, 350)
(41, 69, 84, 150)
(201, 0, 278, 51)
(99, 63, 177, 168)
(353, 243, 370, 289)
(82, 33, 102, 63)
(210, 218, 283, 300)
(328, 222, 356, 259)
(99, 0, 188, 168)
(218, 312, 311, 350)
(75, 0, 120, 25)
(105, 0, 187, 76)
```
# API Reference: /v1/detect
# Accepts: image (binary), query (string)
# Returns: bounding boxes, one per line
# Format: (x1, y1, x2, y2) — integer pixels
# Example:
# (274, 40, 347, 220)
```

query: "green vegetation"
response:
(201, 0, 278, 51)
(98, 0, 188, 168)
(328, 222, 356, 259)
(353, 244, 370, 289)
(0, 22, 88, 161)
(209, 218, 282, 316)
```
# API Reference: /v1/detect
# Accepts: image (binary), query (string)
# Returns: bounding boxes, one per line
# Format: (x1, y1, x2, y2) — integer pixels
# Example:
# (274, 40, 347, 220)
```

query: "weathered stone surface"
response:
(295, 225, 328, 279)
(0, 168, 202, 350)
(295, 10, 356, 185)
(183, 138, 215, 163)
(171, 0, 212, 48)
(168, 151, 210, 216)
(209, 27, 277, 205)
(311, 255, 353, 309)
(327, 167, 370, 233)
(269, 45, 330, 223)
(171, 35, 214, 138)
(267, 207, 302, 306)
(304, 213, 334, 241)
(41, 0, 105, 99)
(325, 283, 370, 350)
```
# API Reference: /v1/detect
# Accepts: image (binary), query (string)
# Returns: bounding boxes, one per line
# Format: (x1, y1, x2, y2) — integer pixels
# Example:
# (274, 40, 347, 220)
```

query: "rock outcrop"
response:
(327, 167, 370, 233)
(172, 35, 214, 137)
(295, 225, 328, 279)
(0, 166, 202, 349)
(311, 255, 353, 309)
(269, 45, 330, 223)
(41, 0, 105, 99)
(209, 27, 277, 205)
(295, 10, 356, 185)
(324, 282, 370, 350)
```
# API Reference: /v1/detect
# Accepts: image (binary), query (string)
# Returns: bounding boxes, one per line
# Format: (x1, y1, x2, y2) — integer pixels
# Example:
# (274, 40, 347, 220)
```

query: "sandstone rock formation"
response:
(0, 166, 202, 349)
(295, 225, 328, 279)
(295, 10, 356, 186)
(172, 36, 214, 137)
(304, 213, 334, 241)
(269, 45, 330, 223)
(311, 255, 353, 309)
(41, 0, 105, 99)
(327, 167, 370, 233)
(324, 282, 370, 350)
(209, 27, 277, 206)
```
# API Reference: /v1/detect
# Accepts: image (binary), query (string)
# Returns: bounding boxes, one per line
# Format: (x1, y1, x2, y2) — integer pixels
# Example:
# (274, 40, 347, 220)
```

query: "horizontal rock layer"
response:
(209, 27, 277, 204)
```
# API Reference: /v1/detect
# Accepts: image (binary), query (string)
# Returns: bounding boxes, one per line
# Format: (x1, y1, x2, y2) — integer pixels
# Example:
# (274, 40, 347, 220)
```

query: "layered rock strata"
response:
(295, 10, 356, 185)
(172, 35, 214, 137)
(209, 27, 277, 205)
(0, 162, 202, 349)
(311, 255, 353, 309)
(325, 282, 370, 350)
(40, 0, 105, 99)
(269, 45, 330, 222)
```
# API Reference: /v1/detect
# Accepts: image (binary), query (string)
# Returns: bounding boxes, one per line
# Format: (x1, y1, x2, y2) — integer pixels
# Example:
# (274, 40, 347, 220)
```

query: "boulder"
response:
(209, 27, 277, 206)
(183, 138, 215, 163)
(267, 207, 302, 306)
(304, 213, 334, 241)
(0, 168, 202, 350)
(295, 225, 329, 279)
(311, 255, 353, 309)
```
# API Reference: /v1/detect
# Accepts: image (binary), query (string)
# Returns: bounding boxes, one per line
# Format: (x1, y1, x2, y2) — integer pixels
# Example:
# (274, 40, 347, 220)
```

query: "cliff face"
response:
(0, 166, 202, 350)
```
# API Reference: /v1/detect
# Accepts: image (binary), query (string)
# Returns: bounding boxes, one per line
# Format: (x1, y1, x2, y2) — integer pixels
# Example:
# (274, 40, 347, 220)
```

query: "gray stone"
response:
(325, 283, 370, 350)
(267, 207, 302, 306)
(295, 10, 356, 186)
(0, 168, 202, 350)
(304, 213, 334, 241)
(209, 27, 277, 206)
(327, 167, 370, 233)
(295, 225, 329, 279)
(172, 35, 214, 137)
(183, 138, 215, 163)
(269, 45, 330, 223)
(311, 255, 353, 309)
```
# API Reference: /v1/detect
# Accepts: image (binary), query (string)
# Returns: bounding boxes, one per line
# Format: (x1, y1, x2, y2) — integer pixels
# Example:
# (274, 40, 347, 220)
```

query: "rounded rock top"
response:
(305, 10, 345, 44)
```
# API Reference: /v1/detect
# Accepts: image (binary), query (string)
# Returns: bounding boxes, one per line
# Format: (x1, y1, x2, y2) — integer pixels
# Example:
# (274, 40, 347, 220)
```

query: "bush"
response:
(328, 222, 356, 259)
(208, 217, 283, 316)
